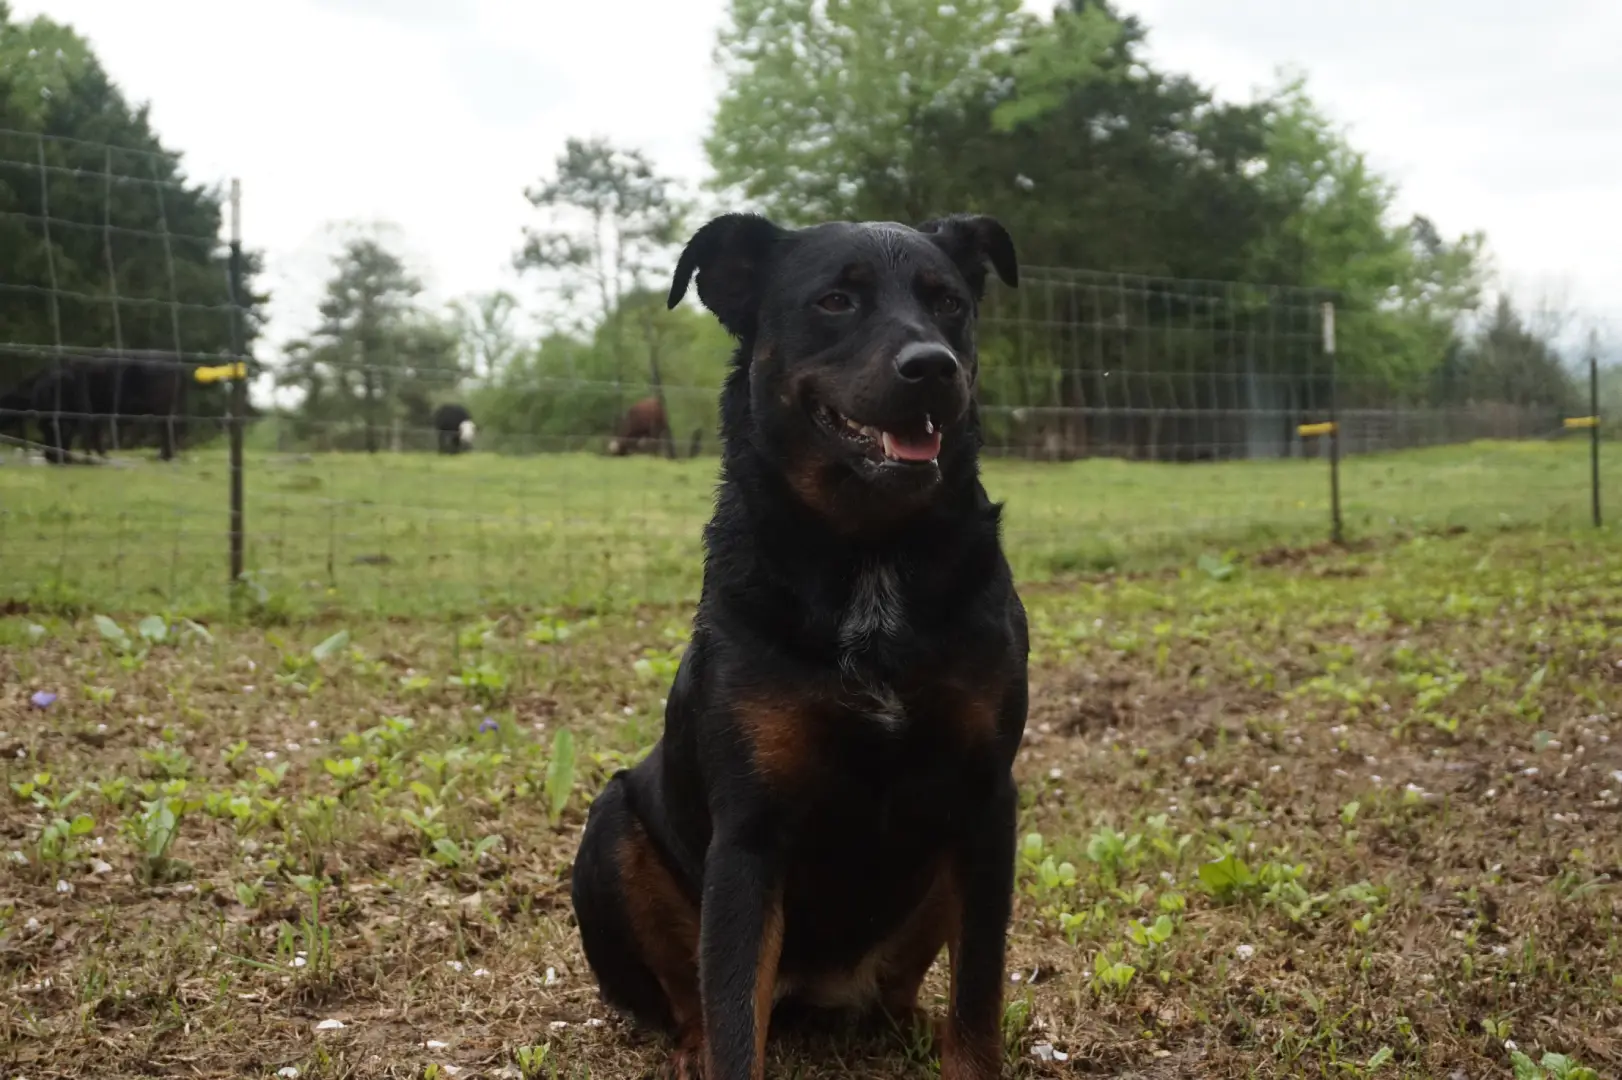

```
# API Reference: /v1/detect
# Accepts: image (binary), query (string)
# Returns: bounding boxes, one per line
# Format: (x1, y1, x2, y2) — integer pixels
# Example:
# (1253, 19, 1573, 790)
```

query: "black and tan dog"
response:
(570, 212, 1028, 1080)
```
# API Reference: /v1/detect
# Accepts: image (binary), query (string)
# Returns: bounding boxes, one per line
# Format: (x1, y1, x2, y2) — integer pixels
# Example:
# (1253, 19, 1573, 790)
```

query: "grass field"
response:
(0, 437, 1616, 618)
(2, 442, 1620, 1079)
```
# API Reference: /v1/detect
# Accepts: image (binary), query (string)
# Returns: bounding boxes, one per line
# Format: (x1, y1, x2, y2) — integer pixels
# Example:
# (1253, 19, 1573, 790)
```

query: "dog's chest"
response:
(835, 561, 911, 729)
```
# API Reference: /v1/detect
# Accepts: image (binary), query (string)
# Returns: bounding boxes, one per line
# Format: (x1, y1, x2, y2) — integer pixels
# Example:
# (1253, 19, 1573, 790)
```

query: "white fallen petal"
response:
(1235, 944, 1256, 961)
(315, 1018, 345, 1031)
(549, 1020, 569, 1030)
(90, 858, 113, 875)
(472, 968, 490, 978)
(585, 1018, 605, 1028)
(425, 1040, 449, 1050)
(56, 879, 73, 895)
(1031, 1042, 1056, 1062)
(446, 960, 465, 972)
(277, 1069, 299, 1079)
(544, 966, 559, 986)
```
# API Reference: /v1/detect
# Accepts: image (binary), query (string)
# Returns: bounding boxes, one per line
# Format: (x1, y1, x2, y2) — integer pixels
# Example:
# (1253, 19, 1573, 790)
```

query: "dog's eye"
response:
(816, 292, 855, 313)
(936, 295, 964, 316)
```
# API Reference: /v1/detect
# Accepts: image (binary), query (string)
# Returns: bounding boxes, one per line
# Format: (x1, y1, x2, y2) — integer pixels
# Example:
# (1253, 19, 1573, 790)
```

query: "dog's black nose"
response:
(894, 342, 960, 382)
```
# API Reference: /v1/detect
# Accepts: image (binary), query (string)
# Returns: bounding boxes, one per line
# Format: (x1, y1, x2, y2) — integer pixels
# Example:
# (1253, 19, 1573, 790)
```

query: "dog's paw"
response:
(658, 1027, 706, 1080)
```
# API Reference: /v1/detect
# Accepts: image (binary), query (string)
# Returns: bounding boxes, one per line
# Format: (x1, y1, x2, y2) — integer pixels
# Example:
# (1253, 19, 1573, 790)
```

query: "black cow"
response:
(93, 357, 188, 460)
(0, 357, 189, 463)
(25, 365, 94, 464)
(434, 403, 474, 454)
(0, 382, 30, 449)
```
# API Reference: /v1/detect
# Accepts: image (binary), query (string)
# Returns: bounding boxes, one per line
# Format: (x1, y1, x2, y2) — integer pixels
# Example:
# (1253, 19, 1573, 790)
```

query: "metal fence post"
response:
(227, 179, 248, 596)
(1592, 353, 1603, 528)
(1323, 300, 1343, 543)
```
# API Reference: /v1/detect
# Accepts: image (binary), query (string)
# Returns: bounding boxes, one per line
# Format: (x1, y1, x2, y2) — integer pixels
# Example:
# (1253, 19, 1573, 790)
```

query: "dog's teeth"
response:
(924, 418, 935, 435)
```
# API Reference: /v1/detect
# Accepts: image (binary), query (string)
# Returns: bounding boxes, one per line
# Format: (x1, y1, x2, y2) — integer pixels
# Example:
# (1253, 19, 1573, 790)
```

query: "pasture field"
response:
(0, 438, 1616, 618)
(2, 442, 1620, 1079)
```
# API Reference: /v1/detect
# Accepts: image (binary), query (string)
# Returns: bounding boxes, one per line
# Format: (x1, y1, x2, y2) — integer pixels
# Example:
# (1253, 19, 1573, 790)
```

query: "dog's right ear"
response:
(667, 213, 786, 337)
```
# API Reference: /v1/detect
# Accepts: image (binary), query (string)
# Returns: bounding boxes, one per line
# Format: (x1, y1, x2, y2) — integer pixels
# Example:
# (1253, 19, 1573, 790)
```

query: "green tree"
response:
(277, 233, 460, 451)
(0, 3, 265, 421)
(517, 137, 687, 455)
(449, 290, 522, 382)
(702, 0, 1491, 457)
(707, 0, 1027, 224)
(1433, 297, 1575, 410)
(469, 295, 731, 454)
(1244, 76, 1485, 400)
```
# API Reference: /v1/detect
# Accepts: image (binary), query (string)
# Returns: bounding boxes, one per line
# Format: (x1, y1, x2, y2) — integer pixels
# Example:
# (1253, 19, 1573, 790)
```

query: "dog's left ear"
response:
(668, 213, 788, 338)
(916, 214, 1019, 298)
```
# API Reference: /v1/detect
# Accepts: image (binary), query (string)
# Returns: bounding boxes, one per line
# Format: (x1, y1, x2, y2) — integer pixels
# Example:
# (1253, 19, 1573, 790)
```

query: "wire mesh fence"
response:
(2, 131, 1614, 619)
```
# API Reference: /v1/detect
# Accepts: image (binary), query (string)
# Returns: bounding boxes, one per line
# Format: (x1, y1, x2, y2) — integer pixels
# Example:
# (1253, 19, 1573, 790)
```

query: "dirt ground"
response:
(2, 527, 1619, 1079)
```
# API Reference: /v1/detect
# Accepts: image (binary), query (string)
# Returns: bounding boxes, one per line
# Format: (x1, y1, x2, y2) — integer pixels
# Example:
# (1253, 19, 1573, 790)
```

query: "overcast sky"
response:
(14, 0, 1621, 353)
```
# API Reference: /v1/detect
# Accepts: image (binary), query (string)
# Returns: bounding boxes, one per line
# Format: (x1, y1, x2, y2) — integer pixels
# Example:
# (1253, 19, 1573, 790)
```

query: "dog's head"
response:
(669, 213, 1017, 526)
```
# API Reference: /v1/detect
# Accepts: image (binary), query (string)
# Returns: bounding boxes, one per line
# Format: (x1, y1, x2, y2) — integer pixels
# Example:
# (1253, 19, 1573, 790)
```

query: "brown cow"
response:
(606, 395, 672, 457)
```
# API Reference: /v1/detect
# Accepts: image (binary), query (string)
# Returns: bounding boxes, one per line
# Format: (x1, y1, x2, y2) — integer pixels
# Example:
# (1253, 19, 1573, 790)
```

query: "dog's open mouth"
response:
(816, 405, 942, 465)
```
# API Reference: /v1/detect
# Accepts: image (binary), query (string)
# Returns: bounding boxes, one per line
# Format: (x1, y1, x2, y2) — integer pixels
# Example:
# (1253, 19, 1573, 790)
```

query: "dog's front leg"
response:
(699, 832, 783, 1080)
(943, 775, 1017, 1080)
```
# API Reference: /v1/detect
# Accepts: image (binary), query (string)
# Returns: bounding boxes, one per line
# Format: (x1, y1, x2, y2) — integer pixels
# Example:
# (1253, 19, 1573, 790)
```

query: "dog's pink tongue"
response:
(881, 430, 943, 462)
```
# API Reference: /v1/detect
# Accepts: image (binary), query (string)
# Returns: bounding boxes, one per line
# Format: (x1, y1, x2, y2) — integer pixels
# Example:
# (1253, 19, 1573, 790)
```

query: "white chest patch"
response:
(838, 561, 907, 729)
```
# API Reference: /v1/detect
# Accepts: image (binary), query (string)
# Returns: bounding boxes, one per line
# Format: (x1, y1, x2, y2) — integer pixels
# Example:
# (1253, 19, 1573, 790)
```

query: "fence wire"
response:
(1, 132, 1614, 619)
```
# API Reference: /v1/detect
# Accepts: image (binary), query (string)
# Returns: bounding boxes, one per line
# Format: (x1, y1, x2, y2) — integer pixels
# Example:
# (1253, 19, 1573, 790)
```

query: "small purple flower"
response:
(478, 717, 498, 734)
(30, 691, 57, 709)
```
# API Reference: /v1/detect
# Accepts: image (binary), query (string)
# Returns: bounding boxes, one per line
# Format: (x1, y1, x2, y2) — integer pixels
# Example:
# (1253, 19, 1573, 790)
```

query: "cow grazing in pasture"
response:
(434, 403, 475, 454)
(606, 395, 673, 457)
(0, 382, 32, 449)
(0, 355, 189, 463)
(0, 364, 97, 463)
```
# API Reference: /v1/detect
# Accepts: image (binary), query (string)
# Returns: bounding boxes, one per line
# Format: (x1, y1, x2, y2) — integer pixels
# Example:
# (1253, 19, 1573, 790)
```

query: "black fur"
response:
(573, 213, 1027, 1080)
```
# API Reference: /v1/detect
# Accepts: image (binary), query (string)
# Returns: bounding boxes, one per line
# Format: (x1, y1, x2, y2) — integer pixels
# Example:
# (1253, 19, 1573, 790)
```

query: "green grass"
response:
(1, 437, 1614, 618)
(2, 527, 1619, 1078)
